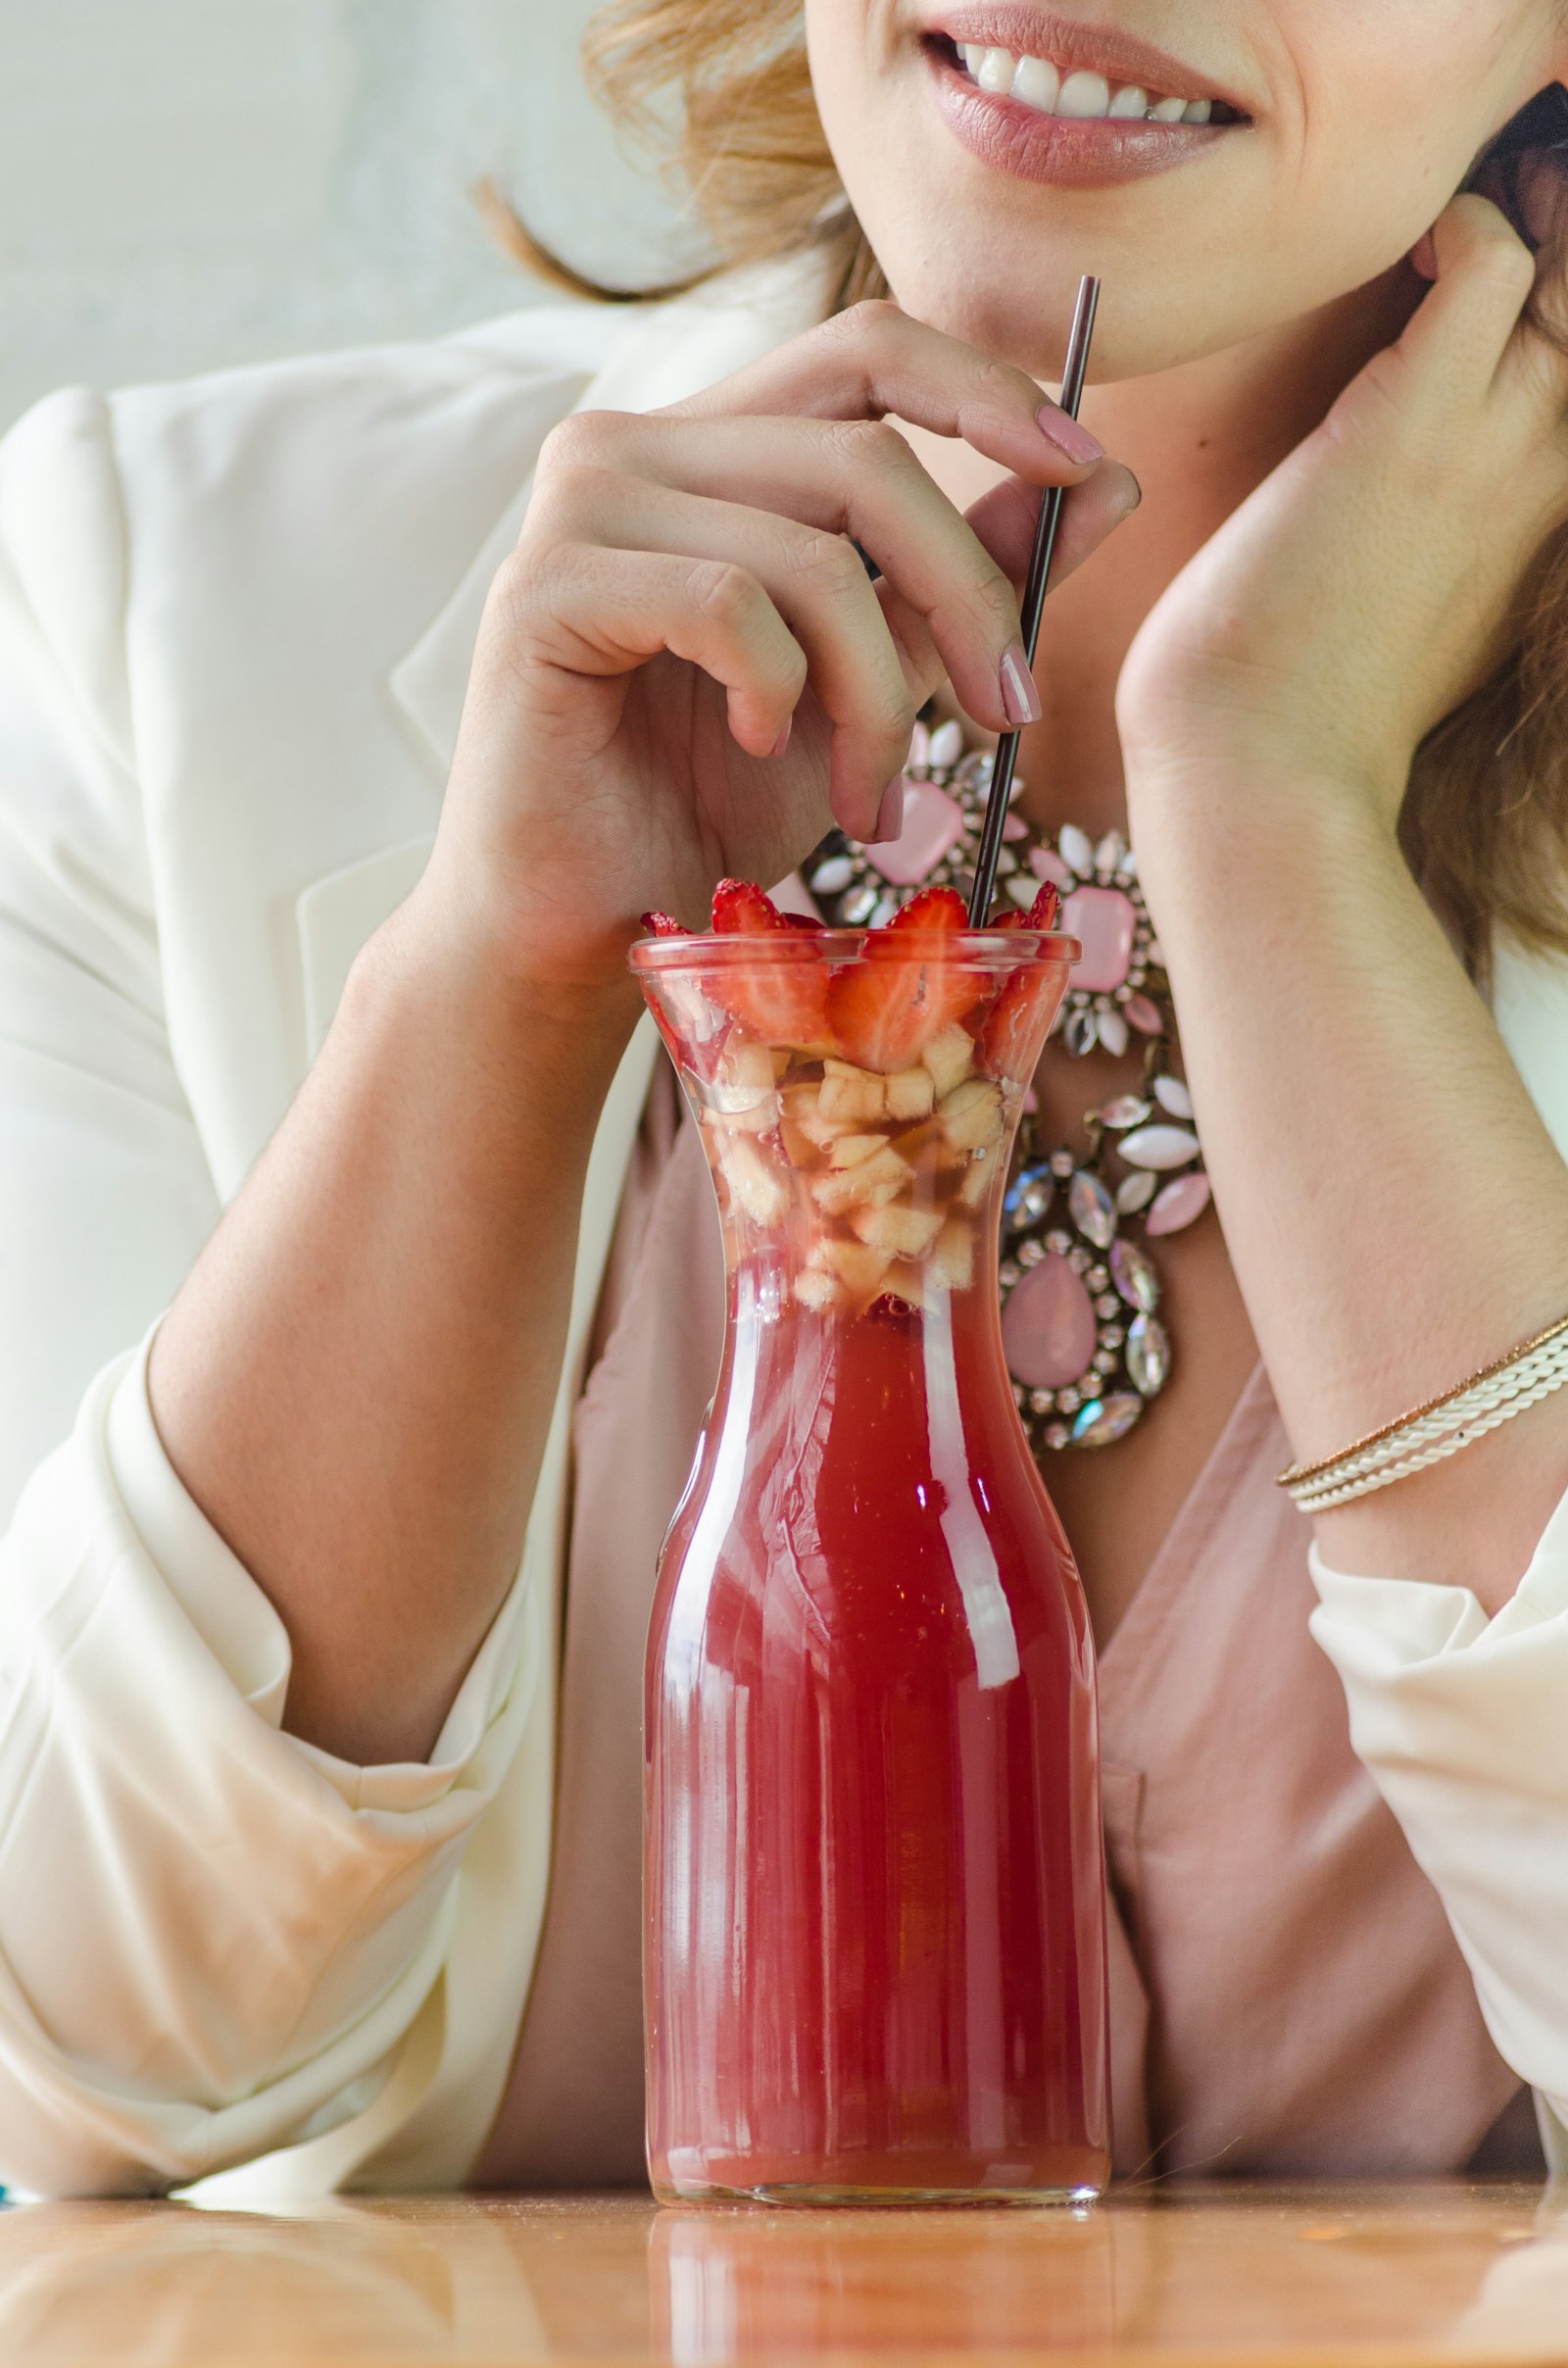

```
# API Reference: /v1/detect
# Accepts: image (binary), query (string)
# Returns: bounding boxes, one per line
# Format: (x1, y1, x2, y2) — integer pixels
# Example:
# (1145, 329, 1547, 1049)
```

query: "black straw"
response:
(967, 274, 1102, 926)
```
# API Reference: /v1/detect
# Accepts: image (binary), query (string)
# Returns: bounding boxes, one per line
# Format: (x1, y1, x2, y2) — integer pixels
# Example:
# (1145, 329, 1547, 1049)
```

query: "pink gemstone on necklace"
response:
(1125, 993, 1162, 1035)
(1061, 885, 1138, 993)
(1028, 845, 1074, 887)
(1146, 1171, 1212, 1237)
(867, 777, 967, 885)
(1002, 1254, 1099, 1390)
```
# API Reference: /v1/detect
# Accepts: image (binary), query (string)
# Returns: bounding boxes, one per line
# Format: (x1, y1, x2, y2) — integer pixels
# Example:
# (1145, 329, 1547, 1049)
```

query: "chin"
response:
(863, 197, 1420, 387)
(866, 235, 1274, 383)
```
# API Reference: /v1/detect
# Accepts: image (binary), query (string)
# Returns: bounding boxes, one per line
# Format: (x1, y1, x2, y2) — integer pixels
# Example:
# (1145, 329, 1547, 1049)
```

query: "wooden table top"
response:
(3, 2182, 1565, 2366)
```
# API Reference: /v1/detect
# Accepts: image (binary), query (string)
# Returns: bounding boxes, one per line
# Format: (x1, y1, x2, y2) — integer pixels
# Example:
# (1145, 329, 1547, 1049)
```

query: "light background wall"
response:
(0, 0, 708, 435)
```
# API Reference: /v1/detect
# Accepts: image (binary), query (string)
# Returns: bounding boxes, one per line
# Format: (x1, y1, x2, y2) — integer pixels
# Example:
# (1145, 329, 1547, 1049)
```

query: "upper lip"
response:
(924, 7, 1254, 115)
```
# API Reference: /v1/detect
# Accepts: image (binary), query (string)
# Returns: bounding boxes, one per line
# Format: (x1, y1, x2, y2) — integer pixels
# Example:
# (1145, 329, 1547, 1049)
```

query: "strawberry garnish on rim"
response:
(986, 881, 1060, 932)
(707, 878, 833, 1048)
(711, 878, 789, 934)
(976, 879, 1068, 1082)
(883, 884, 971, 934)
(640, 910, 689, 938)
(827, 883, 988, 1071)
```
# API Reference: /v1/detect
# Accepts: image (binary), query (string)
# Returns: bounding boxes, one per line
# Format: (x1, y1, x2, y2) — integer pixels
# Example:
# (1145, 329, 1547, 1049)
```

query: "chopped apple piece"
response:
(818, 1061, 889, 1123)
(939, 1077, 1004, 1153)
(890, 1116, 964, 1175)
(703, 1097, 778, 1139)
(956, 1156, 994, 1207)
(784, 1083, 865, 1149)
(793, 1265, 840, 1311)
(849, 1202, 945, 1258)
(827, 1132, 890, 1169)
(811, 1143, 910, 1213)
(821, 1237, 893, 1296)
(779, 1113, 818, 1166)
(881, 1260, 925, 1309)
(884, 1066, 936, 1122)
(922, 1022, 975, 1099)
(717, 1136, 789, 1225)
(930, 1215, 975, 1290)
(710, 1035, 778, 1112)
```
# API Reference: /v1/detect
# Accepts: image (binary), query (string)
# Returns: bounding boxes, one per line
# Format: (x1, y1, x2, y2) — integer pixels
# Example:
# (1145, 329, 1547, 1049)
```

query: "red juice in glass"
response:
(631, 914, 1109, 2204)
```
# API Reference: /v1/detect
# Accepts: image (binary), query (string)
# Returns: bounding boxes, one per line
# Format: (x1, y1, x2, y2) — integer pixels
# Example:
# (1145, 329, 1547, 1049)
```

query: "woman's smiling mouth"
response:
(922, 11, 1251, 187)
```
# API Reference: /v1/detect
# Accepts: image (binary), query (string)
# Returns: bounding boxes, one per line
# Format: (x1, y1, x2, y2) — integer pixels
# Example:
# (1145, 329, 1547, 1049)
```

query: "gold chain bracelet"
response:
(1276, 1313, 1568, 1512)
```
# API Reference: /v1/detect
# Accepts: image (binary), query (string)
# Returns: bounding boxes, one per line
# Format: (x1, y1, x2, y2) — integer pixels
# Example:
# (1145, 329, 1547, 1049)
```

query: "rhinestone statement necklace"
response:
(804, 718, 1212, 1455)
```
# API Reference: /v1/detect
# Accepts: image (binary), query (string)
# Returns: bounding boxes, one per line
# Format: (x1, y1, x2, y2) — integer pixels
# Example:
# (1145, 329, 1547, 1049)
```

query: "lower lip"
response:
(928, 47, 1234, 188)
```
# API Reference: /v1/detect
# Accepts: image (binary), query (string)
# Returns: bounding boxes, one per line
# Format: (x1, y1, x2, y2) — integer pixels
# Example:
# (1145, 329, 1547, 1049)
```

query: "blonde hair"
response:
(489, 1, 1568, 976)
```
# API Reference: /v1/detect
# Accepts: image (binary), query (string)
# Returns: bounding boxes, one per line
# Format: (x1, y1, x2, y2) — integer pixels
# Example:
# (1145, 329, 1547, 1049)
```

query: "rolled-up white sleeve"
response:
(1310, 1487, 1568, 2166)
(0, 1330, 541, 2196)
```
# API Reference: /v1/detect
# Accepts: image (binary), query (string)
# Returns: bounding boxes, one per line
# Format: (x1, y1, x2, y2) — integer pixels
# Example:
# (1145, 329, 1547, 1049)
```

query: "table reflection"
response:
(650, 2201, 1115, 2359)
(0, 2182, 1559, 2362)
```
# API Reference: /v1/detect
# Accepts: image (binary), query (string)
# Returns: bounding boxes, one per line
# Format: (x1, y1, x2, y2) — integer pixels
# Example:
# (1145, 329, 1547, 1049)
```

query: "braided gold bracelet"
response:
(1276, 1313, 1568, 1512)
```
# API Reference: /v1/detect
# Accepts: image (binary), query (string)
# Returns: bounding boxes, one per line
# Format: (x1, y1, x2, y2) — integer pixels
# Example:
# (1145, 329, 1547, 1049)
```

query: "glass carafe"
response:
(630, 920, 1109, 2205)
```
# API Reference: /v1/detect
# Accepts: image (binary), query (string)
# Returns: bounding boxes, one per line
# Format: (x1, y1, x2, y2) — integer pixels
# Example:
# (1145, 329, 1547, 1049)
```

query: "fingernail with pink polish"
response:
(999, 643, 1043, 727)
(769, 714, 793, 759)
(872, 779, 906, 844)
(1037, 405, 1103, 467)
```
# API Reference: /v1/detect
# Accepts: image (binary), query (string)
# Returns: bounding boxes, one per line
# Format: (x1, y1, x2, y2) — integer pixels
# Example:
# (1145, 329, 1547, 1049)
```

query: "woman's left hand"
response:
(1116, 191, 1568, 823)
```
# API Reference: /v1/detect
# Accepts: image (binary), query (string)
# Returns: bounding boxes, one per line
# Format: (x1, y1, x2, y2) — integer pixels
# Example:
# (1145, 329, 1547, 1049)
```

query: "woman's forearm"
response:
(148, 890, 641, 1765)
(1134, 773, 1568, 1612)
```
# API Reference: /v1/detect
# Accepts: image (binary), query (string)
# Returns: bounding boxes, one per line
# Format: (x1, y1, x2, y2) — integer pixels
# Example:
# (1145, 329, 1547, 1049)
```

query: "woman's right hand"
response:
(418, 300, 1141, 991)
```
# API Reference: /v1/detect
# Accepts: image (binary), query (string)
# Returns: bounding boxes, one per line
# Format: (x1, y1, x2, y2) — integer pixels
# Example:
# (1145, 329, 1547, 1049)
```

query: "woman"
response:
(2, 0, 1568, 2197)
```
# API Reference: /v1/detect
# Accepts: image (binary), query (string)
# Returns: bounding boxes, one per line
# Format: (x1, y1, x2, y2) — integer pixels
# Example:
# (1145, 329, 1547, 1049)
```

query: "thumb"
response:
(966, 461, 1144, 594)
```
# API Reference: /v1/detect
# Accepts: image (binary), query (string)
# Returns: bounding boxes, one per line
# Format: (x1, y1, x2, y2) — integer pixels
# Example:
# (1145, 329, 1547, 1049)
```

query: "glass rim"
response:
(629, 926, 1082, 971)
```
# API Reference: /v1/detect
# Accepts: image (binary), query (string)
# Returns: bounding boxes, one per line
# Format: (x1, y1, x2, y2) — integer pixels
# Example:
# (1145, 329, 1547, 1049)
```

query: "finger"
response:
(962, 461, 1145, 592)
(494, 540, 808, 761)
(1515, 149, 1568, 254)
(532, 472, 919, 836)
(873, 460, 1143, 713)
(661, 297, 1106, 491)
(1398, 194, 1540, 406)
(1507, 151, 1568, 360)
(544, 410, 1027, 732)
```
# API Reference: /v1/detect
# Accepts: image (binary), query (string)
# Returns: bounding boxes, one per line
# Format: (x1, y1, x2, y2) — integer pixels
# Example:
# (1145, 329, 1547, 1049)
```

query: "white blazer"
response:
(2, 255, 1568, 2199)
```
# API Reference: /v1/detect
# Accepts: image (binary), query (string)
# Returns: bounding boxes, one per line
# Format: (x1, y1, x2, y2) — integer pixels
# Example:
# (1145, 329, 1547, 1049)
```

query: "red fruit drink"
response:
(631, 889, 1109, 2204)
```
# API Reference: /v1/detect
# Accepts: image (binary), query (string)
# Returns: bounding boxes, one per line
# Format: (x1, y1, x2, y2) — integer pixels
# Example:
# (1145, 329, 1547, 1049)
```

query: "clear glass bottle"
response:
(631, 922, 1109, 2204)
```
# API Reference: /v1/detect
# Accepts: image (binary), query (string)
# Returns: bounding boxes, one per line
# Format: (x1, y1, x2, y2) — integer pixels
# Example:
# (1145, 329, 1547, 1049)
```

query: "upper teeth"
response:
(960, 43, 1215, 123)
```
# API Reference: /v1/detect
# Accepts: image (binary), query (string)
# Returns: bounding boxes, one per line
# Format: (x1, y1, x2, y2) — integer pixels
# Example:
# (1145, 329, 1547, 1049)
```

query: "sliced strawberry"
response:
(705, 878, 830, 1046)
(977, 884, 1061, 934)
(829, 889, 987, 1071)
(782, 911, 828, 933)
(885, 885, 969, 934)
(977, 935, 1069, 1084)
(711, 878, 788, 934)
(640, 910, 689, 938)
(975, 972, 1053, 1083)
(972, 882, 1067, 1077)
